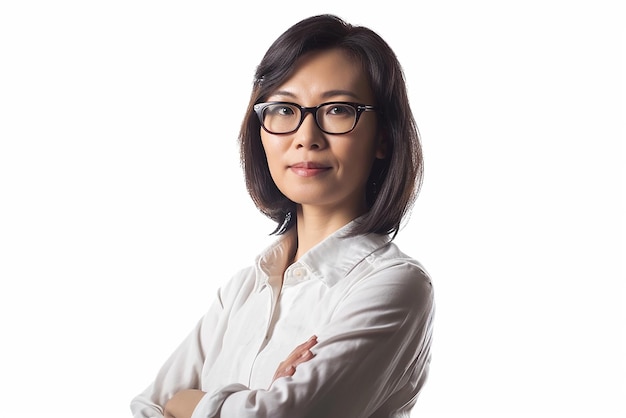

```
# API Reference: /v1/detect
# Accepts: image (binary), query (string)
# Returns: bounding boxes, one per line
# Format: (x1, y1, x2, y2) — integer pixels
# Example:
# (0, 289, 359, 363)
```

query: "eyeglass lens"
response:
(262, 103, 357, 134)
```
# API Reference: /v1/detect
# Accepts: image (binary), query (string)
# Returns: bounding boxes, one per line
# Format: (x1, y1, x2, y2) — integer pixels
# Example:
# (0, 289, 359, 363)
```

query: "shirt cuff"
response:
(190, 384, 248, 418)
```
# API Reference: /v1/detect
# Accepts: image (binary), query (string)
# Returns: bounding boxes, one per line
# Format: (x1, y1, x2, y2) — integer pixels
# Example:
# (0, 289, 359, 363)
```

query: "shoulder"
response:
(354, 240, 434, 309)
(327, 240, 434, 338)
(361, 240, 432, 287)
(372, 241, 430, 276)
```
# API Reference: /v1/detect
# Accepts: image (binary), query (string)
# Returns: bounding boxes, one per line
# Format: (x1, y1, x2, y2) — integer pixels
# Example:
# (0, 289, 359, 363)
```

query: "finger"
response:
(283, 342, 317, 373)
(291, 348, 315, 368)
(273, 364, 295, 381)
(284, 365, 296, 376)
(272, 336, 319, 383)
(288, 336, 318, 360)
(275, 350, 313, 381)
(296, 335, 318, 350)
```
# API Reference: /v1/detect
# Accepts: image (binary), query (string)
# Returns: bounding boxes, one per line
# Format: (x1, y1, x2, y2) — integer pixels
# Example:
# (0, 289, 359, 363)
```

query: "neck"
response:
(292, 204, 365, 262)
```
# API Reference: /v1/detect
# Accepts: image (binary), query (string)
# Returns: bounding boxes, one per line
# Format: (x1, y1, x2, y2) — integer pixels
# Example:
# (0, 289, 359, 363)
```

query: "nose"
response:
(294, 111, 326, 150)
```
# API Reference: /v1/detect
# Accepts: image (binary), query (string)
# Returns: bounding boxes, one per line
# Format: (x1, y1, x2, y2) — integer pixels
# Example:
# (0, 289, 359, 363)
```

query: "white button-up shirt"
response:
(131, 220, 435, 417)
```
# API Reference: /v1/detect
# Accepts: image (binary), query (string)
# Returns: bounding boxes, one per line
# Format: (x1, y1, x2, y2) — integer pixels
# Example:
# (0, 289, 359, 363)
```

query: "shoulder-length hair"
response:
(239, 14, 423, 238)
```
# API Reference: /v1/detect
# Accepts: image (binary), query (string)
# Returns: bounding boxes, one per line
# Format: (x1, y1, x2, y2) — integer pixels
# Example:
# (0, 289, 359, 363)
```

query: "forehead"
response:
(269, 48, 374, 103)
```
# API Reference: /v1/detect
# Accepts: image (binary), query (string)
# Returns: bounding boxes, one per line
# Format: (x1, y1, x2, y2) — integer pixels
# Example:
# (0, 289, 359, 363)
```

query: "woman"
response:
(131, 14, 434, 418)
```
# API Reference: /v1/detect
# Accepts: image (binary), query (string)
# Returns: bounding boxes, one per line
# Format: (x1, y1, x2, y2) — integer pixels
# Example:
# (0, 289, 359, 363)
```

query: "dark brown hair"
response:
(239, 14, 423, 238)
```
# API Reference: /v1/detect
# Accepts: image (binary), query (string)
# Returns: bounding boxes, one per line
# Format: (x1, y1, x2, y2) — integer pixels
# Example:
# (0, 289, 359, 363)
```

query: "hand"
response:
(164, 389, 205, 418)
(272, 335, 318, 384)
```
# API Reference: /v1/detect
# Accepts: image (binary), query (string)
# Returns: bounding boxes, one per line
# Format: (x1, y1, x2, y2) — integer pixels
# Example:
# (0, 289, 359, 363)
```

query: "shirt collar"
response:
(254, 218, 391, 291)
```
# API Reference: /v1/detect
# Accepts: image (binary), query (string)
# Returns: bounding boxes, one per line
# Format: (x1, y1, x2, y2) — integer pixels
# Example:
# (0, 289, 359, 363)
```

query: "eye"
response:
(266, 104, 297, 117)
(325, 104, 356, 118)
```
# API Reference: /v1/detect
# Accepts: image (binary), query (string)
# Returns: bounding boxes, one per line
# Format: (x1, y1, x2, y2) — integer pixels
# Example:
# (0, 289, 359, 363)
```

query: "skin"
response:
(164, 337, 318, 418)
(261, 48, 386, 261)
(164, 47, 384, 418)
(271, 335, 318, 383)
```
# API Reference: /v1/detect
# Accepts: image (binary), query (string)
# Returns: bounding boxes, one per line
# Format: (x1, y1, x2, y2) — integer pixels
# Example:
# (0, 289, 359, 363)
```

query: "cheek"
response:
(260, 137, 283, 177)
(341, 137, 378, 167)
(337, 148, 375, 186)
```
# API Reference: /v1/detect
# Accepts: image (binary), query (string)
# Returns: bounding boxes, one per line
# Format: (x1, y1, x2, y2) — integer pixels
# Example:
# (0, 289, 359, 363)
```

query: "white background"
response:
(0, 1, 624, 417)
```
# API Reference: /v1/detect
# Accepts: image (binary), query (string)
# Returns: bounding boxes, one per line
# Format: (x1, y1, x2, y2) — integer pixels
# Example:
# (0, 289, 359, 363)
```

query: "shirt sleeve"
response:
(191, 261, 435, 418)
(130, 291, 224, 418)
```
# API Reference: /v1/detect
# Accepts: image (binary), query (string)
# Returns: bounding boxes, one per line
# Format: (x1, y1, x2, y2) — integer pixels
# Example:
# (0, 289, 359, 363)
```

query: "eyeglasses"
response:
(253, 101, 377, 135)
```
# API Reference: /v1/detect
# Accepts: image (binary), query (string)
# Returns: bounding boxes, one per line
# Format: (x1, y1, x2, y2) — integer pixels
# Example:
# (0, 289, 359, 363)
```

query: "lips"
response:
(289, 161, 331, 177)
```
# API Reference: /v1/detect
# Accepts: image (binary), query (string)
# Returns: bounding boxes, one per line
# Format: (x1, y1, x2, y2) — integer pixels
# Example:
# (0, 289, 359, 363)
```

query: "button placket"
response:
(247, 275, 282, 386)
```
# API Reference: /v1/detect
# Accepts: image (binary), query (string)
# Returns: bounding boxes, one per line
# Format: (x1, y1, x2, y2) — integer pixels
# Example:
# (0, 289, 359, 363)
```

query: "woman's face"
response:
(260, 48, 385, 218)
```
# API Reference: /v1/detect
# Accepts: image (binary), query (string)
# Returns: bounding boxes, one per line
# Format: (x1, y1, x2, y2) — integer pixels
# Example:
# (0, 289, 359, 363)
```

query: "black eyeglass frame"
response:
(253, 101, 377, 135)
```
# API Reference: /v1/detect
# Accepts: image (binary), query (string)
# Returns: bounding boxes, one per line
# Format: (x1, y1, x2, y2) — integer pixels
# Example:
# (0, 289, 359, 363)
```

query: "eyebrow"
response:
(269, 89, 362, 101)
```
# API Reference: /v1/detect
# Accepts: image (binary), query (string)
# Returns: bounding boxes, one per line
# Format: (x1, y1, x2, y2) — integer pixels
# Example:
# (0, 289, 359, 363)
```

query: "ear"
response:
(375, 134, 387, 159)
